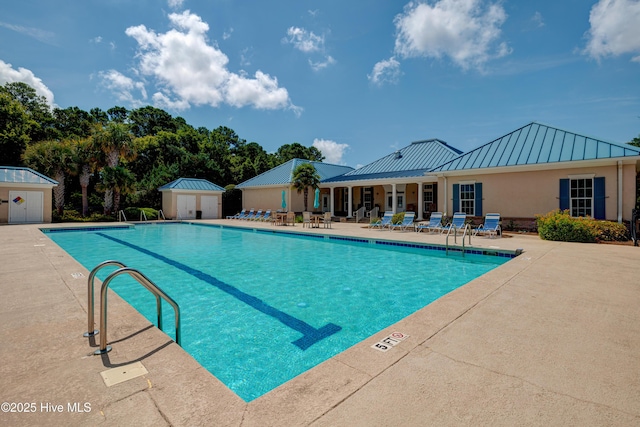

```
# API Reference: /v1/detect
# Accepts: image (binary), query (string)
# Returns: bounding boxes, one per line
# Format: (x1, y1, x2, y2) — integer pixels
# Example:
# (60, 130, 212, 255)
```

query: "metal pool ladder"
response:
(85, 260, 181, 355)
(445, 223, 472, 256)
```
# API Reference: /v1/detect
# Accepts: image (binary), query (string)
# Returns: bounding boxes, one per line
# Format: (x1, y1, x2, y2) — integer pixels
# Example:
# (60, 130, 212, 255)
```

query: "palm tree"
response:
(22, 140, 73, 215)
(292, 162, 320, 212)
(71, 137, 98, 217)
(92, 122, 135, 214)
(98, 166, 136, 214)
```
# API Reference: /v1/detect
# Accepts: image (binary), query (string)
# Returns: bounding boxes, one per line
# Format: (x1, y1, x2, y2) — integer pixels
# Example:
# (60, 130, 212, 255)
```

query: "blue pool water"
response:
(45, 223, 510, 401)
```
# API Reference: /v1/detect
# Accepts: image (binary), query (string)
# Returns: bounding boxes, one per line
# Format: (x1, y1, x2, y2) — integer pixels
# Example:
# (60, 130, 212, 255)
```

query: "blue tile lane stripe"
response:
(95, 233, 341, 350)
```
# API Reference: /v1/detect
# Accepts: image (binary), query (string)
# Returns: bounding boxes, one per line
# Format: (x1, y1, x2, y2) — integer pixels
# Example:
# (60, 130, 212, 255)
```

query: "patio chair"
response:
(441, 212, 467, 234)
(369, 211, 393, 229)
(226, 209, 245, 219)
(415, 212, 443, 233)
(302, 211, 312, 228)
(389, 212, 415, 232)
(322, 212, 332, 229)
(475, 213, 501, 238)
(286, 211, 295, 226)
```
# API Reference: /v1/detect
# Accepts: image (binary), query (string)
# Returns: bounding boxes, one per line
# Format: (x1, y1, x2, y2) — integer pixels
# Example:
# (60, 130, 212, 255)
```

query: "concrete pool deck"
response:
(0, 219, 638, 426)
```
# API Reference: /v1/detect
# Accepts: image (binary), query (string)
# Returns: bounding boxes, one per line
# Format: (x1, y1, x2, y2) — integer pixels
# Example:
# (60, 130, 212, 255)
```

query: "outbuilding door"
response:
(9, 190, 43, 223)
(176, 194, 196, 219)
(201, 195, 218, 219)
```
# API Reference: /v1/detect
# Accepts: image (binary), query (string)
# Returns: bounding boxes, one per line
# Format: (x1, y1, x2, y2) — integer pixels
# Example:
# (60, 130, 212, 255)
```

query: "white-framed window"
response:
(570, 178, 593, 217)
(386, 192, 404, 210)
(364, 187, 373, 210)
(459, 184, 474, 215)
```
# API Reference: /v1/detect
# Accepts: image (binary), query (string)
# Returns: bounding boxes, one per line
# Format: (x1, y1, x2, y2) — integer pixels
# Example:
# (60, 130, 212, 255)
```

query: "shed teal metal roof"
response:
(158, 178, 225, 191)
(430, 122, 640, 173)
(324, 139, 462, 183)
(0, 166, 58, 185)
(236, 159, 353, 188)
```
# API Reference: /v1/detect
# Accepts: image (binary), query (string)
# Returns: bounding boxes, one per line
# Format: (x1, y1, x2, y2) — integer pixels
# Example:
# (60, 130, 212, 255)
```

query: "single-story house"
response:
(429, 122, 640, 224)
(235, 159, 353, 213)
(159, 178, 225, 220)
(0, 166, 58, 224)
(322, 138, 463, 220)
(235, 122, 640, 226)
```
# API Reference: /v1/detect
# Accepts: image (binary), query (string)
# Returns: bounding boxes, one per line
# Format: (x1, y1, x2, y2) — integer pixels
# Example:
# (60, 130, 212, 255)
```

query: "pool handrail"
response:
(95, 266, 181, 354)
(85, 260, 127, 337)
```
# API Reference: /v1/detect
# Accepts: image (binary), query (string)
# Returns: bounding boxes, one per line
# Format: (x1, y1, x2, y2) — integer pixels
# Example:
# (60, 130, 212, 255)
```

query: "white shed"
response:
(158, 178, 225, 220)
(0, 166, 58, 224)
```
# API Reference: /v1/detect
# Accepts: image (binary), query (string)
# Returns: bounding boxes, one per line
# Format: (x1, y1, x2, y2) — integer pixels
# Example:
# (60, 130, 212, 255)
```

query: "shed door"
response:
(9, 191, 43, 223)
(177, 195, 196, 219)
(201, 195, 218, 219)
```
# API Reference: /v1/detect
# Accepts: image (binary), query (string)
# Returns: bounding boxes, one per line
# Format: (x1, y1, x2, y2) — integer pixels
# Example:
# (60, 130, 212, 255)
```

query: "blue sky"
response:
(1, 0, 639, 168)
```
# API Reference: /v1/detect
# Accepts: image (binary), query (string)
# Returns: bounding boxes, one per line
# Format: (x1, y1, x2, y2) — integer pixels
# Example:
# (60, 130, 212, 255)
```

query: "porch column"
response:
(417, 182, 423, 220)
(347, 186, 353, 218)
(392, 183, 397, 213)
(330, 187, 335, 217)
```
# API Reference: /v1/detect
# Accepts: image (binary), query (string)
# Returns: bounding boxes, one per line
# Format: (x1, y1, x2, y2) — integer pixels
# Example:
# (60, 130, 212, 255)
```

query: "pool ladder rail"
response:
(85, 260, 181, 355)
(445, 223, 472, 256)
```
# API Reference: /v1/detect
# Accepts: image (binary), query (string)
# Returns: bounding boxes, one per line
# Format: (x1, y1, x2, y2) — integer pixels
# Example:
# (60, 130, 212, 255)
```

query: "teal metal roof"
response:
(430, 122, 640, 173)
(0, 166, 58, 185)
(324, 139, 462, 183)
(236, 159, 353, 188)
(158, 178, 225, 191)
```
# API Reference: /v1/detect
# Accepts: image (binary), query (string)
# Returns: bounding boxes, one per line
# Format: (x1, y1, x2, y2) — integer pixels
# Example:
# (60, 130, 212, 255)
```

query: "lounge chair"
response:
(441, 212, 467, 234)
(251, 210, 266, 221)
(369, 211, 393, 229)
(258, 210, 272, 222)
(322, 212, 332, 229)
(389, 212, 415, 232)
(245, 209, 261, 220)
(226, 209, 245, 219)
(415, 212, 443, 233)
(475, 213, 501, 238)
(237, 209, 253, 220)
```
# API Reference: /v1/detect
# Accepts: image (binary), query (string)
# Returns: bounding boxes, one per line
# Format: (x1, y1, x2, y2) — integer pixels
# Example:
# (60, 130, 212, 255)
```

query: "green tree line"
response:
(0, 82, 324, 218)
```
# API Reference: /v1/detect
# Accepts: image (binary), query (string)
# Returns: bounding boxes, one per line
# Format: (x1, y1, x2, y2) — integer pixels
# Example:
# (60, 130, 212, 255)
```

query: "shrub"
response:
(536, 210, 628, 243)
(370, 216, 381, 224)
(53, 210, 115, 223)
(391, 212, 405, 225)
(124, 207, 158, 220)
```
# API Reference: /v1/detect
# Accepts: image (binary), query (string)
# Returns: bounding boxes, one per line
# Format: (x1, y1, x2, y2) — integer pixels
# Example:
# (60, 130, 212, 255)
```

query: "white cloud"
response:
(584, 0, 640, 62)
(223, 28, 233, 40)
(283, 26, 335, 71)
(368, 57, 401, 85)
(393, 0, 510, 70)
(0, 21, 55, 45)
(284, 27, 324, 53)
(98, 69, 147, 107)
(102, 10, 297, 112)
(90, 36, 102, 44)
(309, 55, 336, 71)
(312, 138, 349, 164)
(0, 59, 55, 107)
(167, 0, 185, 9)
(531, 11, 545, 28)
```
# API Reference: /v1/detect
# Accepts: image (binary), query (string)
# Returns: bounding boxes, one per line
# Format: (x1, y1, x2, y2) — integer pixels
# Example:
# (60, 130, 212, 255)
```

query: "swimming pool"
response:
(44, 223, 511, 401)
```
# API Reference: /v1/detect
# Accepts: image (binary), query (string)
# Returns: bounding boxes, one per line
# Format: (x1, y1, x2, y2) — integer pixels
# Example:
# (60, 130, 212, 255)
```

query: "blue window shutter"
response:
(475, 183, 483, 217)
(559, 179, 569, 211)
(594, 177, 605, 219)
(453, 184, 459, 213)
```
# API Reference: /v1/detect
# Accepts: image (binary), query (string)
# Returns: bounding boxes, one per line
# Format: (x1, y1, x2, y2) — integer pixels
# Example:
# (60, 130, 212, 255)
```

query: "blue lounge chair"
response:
(475, 213, 501, 238)
(369, 211, 393, 229)
(246, 209, 261, 220)
(226, 209, 245, 219)
(415, 212, 443, 233)
(441, 212, 467, 234)
(258, 210, 272, 222)
(238, 208, 253, 220)
(251, 210, 265, 221)
(389, 212, 415, 232)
